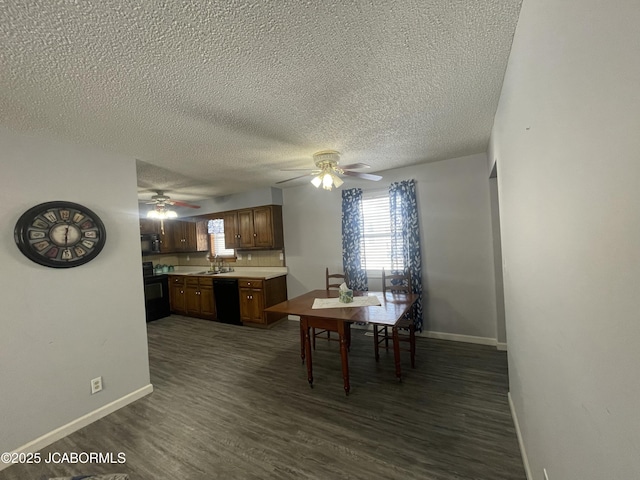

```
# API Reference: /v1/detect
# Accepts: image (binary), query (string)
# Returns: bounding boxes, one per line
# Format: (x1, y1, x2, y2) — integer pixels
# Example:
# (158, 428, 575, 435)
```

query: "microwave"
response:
(141, 233, 161, 255)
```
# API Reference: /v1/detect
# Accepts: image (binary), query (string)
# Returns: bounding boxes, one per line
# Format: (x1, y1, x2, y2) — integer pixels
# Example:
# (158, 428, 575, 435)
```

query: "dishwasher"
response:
(213, 278, 242, 325)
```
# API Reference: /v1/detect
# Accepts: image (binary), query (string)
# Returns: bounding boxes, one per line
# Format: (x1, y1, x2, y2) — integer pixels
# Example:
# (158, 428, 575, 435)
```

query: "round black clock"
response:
(14, 201, 107, 268)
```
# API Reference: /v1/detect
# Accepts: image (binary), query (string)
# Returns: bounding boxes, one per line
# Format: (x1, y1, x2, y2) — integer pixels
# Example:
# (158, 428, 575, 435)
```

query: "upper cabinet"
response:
(223, 205, 283, 250)
(141, 219, 209, 254)
(139, 218, 160, 235)
(141, 204, 282, 254)
(169, 220, 209, 253)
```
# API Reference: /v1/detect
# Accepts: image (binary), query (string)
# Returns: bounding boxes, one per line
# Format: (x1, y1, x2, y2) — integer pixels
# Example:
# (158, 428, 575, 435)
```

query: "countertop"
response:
(166, 266, 288, 280)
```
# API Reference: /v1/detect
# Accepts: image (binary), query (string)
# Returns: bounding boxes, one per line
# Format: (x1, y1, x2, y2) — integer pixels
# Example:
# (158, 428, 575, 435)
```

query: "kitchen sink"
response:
(189, 270, 234, 275)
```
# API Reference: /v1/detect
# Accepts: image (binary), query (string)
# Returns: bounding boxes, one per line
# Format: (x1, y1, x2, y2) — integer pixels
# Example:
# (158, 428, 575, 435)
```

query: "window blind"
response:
(360, 193, 403, 271)
(207, 219, 235, 256)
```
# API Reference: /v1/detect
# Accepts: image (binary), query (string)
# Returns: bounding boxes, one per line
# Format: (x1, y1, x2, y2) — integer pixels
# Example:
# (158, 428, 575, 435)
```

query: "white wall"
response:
(0, 128, 151, 456)
(283, 153, 498, 340)
(490, 1, 640, 478)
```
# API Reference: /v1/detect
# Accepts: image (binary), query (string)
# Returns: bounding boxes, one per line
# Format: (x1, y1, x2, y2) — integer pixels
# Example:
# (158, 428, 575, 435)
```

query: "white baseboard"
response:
(509, 392, 532, 480)
(1, 384, 153, 472)
(287, 317, 507, 348)
(419, 330, 497, 346)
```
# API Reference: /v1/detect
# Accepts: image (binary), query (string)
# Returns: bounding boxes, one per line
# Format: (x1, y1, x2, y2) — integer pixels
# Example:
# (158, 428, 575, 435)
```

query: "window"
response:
(207, 219, 235, 257)
(360, 192, 403, 271)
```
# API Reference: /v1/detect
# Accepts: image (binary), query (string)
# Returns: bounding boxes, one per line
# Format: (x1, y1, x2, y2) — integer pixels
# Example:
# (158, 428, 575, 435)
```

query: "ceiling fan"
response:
(277, 150, 382, 190)
(144, 190, 200, 223)
(145, 190, 201, 210)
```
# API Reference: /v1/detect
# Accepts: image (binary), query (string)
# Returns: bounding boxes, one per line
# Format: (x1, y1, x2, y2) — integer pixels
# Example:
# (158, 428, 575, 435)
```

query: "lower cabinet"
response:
(239, 276, 287, 327)
(239, 279, 265, 324)
(169, 274, 287, 326)
(169, 275, 186, 315)
(169, 275, 216, 320)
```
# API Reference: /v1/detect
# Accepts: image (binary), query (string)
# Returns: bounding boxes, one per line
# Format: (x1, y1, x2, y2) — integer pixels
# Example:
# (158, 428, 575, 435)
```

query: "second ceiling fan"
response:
(277, 150, 382, 190)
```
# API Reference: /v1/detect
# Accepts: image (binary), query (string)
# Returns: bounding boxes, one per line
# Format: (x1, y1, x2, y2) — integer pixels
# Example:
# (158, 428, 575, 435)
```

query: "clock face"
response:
(14, 201, 107, 268)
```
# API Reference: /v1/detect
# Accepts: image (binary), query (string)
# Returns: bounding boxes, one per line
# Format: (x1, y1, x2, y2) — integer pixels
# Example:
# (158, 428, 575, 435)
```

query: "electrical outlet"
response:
(90, 376, 103, 394)
(237, 253, 242, 260)
(248, 254, 252, 261)
(543, 468, 549, 480)
(279, 252, 284, 260)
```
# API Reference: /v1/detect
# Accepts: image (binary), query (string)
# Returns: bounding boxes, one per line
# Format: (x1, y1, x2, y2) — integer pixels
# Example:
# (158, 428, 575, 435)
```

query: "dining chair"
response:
(374, 267, 416, 367)
(312, 268, 348, 349)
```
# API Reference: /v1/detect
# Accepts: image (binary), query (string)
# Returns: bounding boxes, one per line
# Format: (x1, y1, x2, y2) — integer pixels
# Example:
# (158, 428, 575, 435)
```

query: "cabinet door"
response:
(161, 221, 178, 253)
(196, 220, 209, 252)
(185, 284, 201, 314)
(237, 209, 255, 248)
(252, 206, 274, 248)
(140, 219, 160, 234)
(223, 212, 239, 249)
(171, 221, 186, 251)
(250, 288, 265, 323)
(199, 285, 215, 318)
(170, 282, 186, 314)
(239, 287, 253, 322)
(183, 222, 198, 252)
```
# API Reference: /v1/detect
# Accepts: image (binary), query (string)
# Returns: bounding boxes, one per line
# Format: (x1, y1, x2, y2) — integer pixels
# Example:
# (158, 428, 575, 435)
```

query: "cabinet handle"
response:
(180, 290, 184, 294)
(253, 233, 257, 237)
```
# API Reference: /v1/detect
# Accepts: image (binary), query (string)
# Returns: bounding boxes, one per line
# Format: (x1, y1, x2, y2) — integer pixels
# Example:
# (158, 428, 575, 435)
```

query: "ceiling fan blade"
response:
(280, 168, 314, 171)
(342, 171, 383, 181)
(276, 174, 313, 184)
(168, 200, 201, 208)
(339, 163, 371, 170)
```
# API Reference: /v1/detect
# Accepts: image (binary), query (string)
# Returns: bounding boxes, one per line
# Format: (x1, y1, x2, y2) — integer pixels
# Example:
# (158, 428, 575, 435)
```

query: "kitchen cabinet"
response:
(162, 220, 209, 253)
(170, 275, 215, 320)
(239, 276, 287, 326)
(223, 205, 283, 250)
(170, 273, 287, 327)
(185, 277, 216, 319)
(140, 218, 160, 235)
(239, 279, 265, 324)
(223, 211, 239, 250)
(169, 275, 187, 315)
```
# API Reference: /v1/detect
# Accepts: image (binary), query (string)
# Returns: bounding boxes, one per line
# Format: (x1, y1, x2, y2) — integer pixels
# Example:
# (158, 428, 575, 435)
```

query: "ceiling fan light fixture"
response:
(322, 172, 334, 189)
(310, 175, 323, 188)
(147, 206, 177, 219)
(331, 173, 344, 189)
(311, 170, 343, 190)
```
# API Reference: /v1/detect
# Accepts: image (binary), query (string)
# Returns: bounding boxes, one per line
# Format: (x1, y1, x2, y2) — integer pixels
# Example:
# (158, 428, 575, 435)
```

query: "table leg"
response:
(302, 318, 314, 387)
(339, 323, 350, 395)
(299, 322, 305, 364)
(345, 322, 351, 351)
(373, 325, 380, 361)
(392, 326, 402, 382)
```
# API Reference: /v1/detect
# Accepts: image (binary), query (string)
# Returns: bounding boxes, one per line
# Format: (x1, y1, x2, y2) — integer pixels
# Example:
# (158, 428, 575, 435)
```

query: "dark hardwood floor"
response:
(1, 316, 526, 480)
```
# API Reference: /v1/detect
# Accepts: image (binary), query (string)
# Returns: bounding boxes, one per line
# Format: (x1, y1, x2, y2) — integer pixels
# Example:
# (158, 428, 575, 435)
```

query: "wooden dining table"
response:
(264, 289, 419, 394)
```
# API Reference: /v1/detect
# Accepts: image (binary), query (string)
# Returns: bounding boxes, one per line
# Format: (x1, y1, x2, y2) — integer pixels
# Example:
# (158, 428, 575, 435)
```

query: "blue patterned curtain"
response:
(341, 188, 368, 291)
(389, 179, 424, 331)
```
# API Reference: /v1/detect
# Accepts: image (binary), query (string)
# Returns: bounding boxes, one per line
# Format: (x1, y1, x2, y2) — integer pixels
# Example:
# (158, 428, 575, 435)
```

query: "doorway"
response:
(490, 163, 507, 349)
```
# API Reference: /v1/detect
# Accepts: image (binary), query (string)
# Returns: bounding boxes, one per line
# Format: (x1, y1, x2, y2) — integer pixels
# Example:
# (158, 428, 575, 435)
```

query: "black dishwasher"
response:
(213, 278, 241, 325)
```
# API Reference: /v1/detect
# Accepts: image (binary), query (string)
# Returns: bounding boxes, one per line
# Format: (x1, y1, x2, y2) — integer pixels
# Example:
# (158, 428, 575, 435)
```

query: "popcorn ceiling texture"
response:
(0, 0, 522, 200)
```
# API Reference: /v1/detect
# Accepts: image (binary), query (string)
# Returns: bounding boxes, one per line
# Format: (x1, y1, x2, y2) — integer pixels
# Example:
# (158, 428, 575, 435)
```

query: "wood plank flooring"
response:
(1, 316, 526, 480)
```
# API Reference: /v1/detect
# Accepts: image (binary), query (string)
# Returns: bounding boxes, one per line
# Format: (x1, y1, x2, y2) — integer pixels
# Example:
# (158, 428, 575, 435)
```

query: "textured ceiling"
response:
(1, 0, 522, 202)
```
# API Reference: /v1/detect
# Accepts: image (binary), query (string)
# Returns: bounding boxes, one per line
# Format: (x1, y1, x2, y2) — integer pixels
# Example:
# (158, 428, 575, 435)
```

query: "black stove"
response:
(142, 262, 170, 322)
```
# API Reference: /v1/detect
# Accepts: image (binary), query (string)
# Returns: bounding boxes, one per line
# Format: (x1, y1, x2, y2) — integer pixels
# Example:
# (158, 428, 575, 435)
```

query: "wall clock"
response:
(14, 201, 107, 268)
